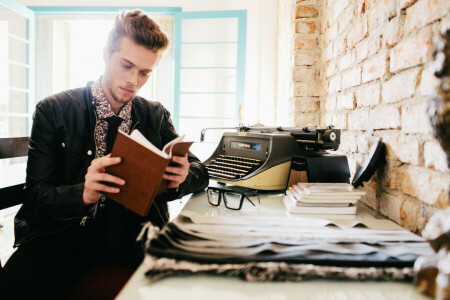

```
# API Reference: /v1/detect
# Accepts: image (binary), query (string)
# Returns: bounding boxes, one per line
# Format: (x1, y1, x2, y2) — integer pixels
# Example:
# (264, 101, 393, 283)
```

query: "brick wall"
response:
(292, 0, 322, 126)
(290, 0, 450, 233)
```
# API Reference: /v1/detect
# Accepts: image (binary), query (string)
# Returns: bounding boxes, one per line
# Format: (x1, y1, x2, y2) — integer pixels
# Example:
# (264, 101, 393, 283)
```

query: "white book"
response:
(287, 189, 359, 205)
(283, 196, 357, 215)
(296, 183, 366, 196)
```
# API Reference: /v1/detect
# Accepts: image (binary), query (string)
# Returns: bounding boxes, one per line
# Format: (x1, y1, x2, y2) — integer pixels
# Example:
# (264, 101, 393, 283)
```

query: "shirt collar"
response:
(91, 78, 132, 120)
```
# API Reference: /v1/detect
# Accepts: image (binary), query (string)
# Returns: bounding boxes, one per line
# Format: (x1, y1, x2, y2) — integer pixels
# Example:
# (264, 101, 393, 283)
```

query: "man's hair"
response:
(106, 10, 169, 56)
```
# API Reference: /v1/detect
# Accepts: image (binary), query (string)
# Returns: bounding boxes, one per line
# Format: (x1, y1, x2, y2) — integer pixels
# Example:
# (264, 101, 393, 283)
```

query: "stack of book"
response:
(283, 183, 365, 215)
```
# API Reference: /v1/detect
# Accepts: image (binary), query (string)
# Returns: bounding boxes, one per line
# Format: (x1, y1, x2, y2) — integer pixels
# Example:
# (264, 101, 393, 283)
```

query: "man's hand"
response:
(82, 154, 125, 205)
(163, 154, 190, 189)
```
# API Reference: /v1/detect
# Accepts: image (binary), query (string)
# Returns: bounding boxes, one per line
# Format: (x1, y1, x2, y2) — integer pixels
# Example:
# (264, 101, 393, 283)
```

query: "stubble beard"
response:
(105, 76, 134, 105)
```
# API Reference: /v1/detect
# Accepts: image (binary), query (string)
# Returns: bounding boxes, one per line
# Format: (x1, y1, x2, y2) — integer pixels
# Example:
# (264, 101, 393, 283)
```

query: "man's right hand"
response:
(82, 154, 125, 205)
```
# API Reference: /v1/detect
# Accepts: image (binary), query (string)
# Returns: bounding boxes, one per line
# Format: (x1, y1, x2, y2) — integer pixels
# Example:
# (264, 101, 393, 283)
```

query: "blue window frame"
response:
(173, 10, 247, 140)
(0, 0, 35, 137)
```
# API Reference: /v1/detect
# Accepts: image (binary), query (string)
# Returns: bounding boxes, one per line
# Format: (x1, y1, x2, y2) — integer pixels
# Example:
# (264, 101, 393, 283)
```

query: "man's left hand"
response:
(163, 154, 190, 189)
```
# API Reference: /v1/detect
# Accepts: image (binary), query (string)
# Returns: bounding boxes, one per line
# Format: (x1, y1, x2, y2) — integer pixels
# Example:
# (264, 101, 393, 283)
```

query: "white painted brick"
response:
(328, 75, 342, 93)
(382, 68, 420, 104)
(324, 94, 337, 111)
(383, 15, 405, 48)
(338, 51, 355, 71)
(348, 109, 370, 130)
(401, 102, 433, 134)
(370, 104, 401, 129)
(390, 30, 433, 73)
(340, 131, 358, 153)
(355, 83, 381, 107)
(400, 165, 450, 207)
(333, 38, 347, 58)
(333, 112, 348, 129)
(424, 141, 449, 173)
(362, 52, 388, 83)
(419, 65, 440, 96)
(405, 0, 450, 33)
(295, 82, 322, 97)
(355, 36, 383, 63)
(381, 133, 420, 165)
(336, 92, 356, 110)
(326, 60, 336, 78)
(341, 67, 362, 89)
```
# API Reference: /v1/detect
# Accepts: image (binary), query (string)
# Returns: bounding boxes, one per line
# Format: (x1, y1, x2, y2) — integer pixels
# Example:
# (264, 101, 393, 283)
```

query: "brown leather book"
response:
(104, 130, 192, 216)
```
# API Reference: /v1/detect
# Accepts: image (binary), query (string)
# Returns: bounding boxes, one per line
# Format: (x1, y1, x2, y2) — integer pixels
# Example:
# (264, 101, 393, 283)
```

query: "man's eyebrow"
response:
(121, 58, 152, 72)
(121, 58, 135, 66)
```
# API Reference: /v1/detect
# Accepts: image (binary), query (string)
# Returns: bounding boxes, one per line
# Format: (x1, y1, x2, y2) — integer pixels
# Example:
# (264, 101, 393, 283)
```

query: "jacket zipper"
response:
(130, 120, 140, 133)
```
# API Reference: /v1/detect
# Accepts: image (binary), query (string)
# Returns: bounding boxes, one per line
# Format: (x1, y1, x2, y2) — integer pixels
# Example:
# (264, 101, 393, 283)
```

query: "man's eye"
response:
(123, 64, 132, 69)
(140, 72, 150, 77)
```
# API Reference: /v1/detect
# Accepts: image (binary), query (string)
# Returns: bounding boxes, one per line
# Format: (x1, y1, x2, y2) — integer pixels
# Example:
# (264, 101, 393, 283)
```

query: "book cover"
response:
(104, 130, 192, 216)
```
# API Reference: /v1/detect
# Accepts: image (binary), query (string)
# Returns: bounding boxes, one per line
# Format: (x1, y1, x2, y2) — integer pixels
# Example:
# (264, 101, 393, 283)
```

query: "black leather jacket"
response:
(14, 83, 208, 247)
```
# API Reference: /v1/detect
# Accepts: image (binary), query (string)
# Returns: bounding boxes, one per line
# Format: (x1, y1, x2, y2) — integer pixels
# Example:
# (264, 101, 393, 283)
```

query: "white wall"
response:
(18, 0, 278, 126)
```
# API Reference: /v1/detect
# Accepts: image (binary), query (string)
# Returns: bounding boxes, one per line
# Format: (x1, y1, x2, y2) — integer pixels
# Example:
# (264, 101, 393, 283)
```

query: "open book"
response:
(104, 130, 193, 216)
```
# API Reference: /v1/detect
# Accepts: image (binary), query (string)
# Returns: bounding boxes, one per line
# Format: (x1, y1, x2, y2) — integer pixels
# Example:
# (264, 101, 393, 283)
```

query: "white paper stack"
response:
(284, 183, 366, 215)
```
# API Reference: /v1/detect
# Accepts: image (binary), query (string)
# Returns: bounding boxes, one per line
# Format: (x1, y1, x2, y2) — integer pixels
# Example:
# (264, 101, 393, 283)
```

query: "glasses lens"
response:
(223, 192, 242, 210)
(207, 189, 221, 205)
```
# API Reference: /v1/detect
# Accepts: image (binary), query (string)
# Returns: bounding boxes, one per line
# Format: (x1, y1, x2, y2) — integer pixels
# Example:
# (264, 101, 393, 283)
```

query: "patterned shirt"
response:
(91, 79, 133, 158)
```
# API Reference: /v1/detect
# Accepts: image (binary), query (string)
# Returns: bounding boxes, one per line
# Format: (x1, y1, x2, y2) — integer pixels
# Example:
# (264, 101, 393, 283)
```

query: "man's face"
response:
(102, 36, 159, 108)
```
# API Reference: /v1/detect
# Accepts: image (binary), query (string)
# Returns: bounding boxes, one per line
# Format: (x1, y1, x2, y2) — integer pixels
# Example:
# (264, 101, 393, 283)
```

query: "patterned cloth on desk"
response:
(142, 255, 413, 283)
(140, 223, 415, 283)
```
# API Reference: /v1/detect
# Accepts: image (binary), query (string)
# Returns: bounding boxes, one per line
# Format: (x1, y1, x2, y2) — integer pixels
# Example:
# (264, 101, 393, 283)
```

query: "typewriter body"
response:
(203, 126, 350, 190)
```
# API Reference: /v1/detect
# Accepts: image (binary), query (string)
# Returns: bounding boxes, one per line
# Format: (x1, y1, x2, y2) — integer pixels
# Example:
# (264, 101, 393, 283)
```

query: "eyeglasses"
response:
(207, 186, 260, 210)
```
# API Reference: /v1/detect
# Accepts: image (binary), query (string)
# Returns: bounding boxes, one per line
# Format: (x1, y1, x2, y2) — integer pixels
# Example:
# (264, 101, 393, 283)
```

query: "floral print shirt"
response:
(91, 79, 133, 159)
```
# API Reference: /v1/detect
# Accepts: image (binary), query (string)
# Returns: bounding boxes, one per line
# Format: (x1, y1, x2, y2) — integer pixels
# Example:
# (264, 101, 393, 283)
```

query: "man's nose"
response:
(127, 70, 138, 85)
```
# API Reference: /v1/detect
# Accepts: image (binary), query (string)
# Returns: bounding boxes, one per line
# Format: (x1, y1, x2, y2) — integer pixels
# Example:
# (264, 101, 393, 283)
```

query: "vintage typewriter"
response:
(202, 125, 350, 190)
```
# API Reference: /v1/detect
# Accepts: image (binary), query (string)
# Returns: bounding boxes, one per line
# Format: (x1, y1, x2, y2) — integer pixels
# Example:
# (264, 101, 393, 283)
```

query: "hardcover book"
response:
(104, 130, 192, 216)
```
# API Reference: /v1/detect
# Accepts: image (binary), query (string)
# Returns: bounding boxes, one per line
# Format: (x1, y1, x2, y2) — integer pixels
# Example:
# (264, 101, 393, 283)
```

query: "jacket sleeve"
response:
(23, 100, 86, 221)
(158, 104, 209, 199)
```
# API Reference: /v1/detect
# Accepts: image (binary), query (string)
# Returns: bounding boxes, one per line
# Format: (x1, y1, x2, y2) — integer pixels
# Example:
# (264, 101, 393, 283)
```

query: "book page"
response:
(162, 134, 185, 155)
(128, 130, 169, 159)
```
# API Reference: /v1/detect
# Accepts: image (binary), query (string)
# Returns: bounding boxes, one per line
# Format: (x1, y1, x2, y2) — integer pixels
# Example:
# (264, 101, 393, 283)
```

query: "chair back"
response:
(0, 137, 29, 210)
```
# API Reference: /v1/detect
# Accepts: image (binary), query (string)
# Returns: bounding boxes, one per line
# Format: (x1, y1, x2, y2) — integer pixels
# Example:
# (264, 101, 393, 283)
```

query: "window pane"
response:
(180, 69, 236, 93)
(0, 116, 28, 138)
(180, 94, 235, 118)
(9, 63, 28, 89)
(9, 36, 28, 64)
(181, 44, 237, 68)
(9, 90, 28, 113)
(179, 117, 236, 142)
(182, 18, 238, 43)
(0, 32, 8, 84)
(0, 5, 27, 39)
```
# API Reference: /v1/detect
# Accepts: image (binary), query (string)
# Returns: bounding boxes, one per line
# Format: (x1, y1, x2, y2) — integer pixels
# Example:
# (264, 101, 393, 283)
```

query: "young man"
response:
(2, 10, 208, 298)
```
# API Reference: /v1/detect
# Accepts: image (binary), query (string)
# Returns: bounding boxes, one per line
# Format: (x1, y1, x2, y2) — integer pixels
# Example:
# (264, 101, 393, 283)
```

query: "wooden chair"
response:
(0, 137, 29, 210)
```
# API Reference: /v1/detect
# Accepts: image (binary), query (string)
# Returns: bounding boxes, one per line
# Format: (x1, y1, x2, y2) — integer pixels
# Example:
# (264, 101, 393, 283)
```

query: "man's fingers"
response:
(86, 182, 120, 194)
(94, 173, 125, 185)
(89, 156, 121, 171)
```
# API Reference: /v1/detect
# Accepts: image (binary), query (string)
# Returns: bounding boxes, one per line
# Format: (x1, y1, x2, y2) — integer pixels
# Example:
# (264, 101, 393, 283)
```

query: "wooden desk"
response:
(117, 192, 429, 300)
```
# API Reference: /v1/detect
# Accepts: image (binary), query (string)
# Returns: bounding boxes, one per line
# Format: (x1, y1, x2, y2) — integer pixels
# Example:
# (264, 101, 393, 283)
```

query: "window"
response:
(0, 0, 34, 188)
(0, 0, 34, 138)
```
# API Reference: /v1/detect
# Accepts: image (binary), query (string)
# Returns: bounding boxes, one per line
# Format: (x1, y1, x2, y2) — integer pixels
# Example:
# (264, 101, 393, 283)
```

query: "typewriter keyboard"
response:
(205, 155, 263, 179)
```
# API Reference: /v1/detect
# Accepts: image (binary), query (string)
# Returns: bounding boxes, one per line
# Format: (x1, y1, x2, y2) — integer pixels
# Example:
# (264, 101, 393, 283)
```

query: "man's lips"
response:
(120, 87, 135, 94)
